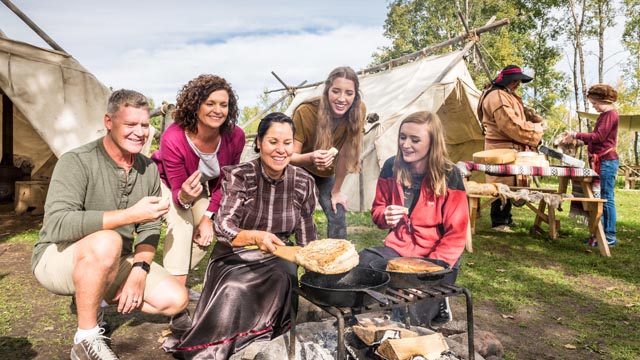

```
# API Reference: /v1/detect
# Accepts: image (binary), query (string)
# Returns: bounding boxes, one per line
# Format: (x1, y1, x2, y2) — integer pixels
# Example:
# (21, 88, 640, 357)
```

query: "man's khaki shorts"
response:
(33, 242, 171, 302)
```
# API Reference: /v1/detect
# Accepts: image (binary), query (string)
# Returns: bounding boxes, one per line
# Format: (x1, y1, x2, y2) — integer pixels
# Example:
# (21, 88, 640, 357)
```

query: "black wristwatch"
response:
(132, 261, 150, 273)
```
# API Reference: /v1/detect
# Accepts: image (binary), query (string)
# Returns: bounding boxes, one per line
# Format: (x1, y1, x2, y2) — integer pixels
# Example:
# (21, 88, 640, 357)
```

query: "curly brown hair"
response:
(173, 74, 239, 135)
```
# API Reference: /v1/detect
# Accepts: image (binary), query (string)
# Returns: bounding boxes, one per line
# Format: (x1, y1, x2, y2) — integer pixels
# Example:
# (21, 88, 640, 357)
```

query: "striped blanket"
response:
(456, 161, 600, 198)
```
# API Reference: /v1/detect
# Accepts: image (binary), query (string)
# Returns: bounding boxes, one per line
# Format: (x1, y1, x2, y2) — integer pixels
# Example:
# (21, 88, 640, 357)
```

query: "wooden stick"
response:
(433, 40, 477, 83)
(1, 0, 67, 53)
(240, 79, 307, 130)
(268, 18, 510, 93)
(458, 12, 494, 80)
(271, 71, 290, 89)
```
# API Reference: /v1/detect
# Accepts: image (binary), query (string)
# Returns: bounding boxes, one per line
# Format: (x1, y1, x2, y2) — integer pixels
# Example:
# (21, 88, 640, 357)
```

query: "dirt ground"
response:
(0, 205, 597, 360)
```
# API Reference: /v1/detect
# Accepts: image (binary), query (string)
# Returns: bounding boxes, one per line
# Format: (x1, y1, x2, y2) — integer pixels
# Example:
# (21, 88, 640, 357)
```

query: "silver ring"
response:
(132, 300, 139, 303)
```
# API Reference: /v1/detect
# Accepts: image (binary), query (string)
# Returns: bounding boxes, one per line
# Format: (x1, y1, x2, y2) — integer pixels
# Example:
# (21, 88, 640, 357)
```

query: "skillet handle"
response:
(360, 289, 389, 306)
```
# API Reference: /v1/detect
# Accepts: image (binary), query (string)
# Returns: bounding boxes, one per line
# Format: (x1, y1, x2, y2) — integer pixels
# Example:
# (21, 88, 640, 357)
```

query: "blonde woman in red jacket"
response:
(360, 110, 469, 326)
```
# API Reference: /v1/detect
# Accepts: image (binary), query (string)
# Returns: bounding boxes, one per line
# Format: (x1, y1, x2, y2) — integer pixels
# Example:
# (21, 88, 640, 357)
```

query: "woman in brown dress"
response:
(172, 112, 318, 359)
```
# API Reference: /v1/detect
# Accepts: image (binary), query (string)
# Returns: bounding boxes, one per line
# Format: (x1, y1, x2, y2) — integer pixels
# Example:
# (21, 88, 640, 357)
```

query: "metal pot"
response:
(368, 257, 452, 290)
(300, 267, 390, 307)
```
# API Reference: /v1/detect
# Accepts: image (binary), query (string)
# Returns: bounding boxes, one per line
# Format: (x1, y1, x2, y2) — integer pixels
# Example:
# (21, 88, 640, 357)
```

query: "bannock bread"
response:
(295, 238, 358, 274)
(386, 258, 444, 273)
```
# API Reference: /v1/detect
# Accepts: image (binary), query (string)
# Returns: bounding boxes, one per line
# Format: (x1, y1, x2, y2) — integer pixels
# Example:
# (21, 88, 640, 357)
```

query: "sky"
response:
(0, 0, 390, 108)
(0, 1, 628, 112)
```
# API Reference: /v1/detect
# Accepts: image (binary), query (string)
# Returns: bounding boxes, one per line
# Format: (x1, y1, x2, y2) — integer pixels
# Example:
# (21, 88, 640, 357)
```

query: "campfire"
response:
(228, 260, 509, 360)
(229, 309, 484, 360)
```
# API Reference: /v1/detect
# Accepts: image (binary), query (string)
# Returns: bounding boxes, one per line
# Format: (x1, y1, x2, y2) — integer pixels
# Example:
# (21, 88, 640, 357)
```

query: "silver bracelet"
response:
(177, 191, 192, 209)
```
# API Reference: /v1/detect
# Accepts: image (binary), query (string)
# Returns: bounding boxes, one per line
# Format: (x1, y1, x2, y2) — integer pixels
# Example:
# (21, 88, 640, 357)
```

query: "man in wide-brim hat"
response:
(477, 65, 547, 233)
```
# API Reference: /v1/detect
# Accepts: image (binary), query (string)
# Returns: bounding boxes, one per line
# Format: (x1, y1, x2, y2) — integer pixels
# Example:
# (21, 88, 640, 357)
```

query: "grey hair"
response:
(106, 89, 150, 115)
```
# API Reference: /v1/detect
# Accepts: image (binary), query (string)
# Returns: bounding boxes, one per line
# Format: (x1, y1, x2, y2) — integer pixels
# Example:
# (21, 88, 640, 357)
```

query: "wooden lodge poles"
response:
(269, 17, 510, 94)
(1, 0, 68, 54)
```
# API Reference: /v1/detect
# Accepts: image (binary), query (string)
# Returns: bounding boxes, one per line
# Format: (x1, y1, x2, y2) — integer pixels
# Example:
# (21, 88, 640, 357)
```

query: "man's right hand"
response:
(129, 196, 170, 223)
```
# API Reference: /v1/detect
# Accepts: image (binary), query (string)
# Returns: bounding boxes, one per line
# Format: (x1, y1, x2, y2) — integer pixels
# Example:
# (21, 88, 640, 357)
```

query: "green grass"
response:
(457, 185, 639, 358)
(1, 184, 638, 359)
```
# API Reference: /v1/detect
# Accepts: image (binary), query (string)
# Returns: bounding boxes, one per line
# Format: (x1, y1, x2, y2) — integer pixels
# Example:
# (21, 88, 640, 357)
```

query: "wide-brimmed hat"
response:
(587, 84, 617, 104)
(493, 65, 533, 87)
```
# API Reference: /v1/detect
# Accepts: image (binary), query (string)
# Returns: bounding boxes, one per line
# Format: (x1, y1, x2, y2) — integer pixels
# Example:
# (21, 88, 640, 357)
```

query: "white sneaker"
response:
(70, 328, 119, 360)
(492, 225, 514, 233)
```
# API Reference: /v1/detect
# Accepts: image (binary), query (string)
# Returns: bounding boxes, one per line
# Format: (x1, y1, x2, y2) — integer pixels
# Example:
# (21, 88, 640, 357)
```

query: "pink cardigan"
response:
(152, 123, 245, 213)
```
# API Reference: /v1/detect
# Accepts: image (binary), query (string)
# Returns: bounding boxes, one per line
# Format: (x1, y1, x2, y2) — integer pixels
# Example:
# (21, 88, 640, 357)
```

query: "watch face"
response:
(133, 261, 150, 273)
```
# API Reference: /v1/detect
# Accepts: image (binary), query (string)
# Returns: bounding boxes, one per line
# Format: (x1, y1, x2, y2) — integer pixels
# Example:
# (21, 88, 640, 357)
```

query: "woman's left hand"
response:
(233, 230, 285, 253)
(331, 190, 348, 213)
(193, 217, 214, 247)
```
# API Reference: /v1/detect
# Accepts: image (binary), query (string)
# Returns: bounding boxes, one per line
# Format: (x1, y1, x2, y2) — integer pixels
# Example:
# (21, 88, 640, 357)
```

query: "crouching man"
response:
(31, 89, 188, 360)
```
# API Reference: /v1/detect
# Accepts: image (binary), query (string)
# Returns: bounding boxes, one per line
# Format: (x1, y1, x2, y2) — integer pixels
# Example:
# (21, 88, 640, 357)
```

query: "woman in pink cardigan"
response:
(152, 75, 245, 308)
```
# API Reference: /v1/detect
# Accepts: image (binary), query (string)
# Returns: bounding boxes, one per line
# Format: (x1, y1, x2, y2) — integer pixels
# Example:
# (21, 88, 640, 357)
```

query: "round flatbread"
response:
(295, 238, 359, 274)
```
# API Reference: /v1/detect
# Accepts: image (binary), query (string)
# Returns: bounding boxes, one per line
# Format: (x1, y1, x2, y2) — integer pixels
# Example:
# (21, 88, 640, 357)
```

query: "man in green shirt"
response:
(32, 89, 188, 360)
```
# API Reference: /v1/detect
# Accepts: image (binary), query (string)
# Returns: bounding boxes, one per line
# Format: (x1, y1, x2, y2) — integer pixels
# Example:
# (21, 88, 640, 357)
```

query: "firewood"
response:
(377, 333, 449, 360)
(352, 325, 418, 346)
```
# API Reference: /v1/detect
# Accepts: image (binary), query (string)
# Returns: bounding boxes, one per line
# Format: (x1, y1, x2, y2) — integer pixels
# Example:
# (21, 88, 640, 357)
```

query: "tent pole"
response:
(1, 94, 13, 166)
(458, 12, 494, 80)
(240, 86, 299, 130)
(433, 41, 476, 83)
(0, 0, 67, 54)
(267, 18, 510, 93)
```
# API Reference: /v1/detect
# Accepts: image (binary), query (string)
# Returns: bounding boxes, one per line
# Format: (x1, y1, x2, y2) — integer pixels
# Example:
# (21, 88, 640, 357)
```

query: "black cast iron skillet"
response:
(369, 257, 452, 290)
(300, 267, 390, 307)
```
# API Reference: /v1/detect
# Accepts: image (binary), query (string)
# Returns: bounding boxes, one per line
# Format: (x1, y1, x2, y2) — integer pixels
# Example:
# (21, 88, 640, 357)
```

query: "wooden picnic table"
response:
(458, 162, 611, 257)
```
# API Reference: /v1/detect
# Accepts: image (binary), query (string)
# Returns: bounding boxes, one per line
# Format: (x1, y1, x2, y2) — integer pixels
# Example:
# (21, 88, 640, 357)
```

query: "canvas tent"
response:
(0, 36, 156, 183)
(0, 36, 112, 180)
(280, 50, 485, 211)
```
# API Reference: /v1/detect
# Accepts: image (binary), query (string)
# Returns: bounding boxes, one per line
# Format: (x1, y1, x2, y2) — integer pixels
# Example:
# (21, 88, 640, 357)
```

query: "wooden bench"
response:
(528, 197, 606, 239)
(620, 165, 640, 190)
(466, 186, 559, 237)
(466, 191, 606, 251)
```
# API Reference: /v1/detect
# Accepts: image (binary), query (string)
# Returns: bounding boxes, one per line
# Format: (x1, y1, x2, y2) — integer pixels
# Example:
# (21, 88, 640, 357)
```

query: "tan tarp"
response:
(244, 50, 485, 211)
(577, 111, 640, 131)
(0, 37, 157, 180)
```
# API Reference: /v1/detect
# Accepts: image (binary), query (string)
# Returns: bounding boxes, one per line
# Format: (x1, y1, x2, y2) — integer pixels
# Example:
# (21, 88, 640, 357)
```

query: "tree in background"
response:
(621, 0, 640, 164)
(594, 0, 616, 83)
(373, 0, 566, 126)
(622, 0, 640, 106)
(238, 87, 292, 134)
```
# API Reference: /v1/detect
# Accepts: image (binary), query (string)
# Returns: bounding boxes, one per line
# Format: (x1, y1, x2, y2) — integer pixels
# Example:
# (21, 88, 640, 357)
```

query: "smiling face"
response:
(399, 122, 431, 172)
(104, 106, 150, 156)
(197, 89, 229, 131)
(327, 77, 356, 117)
(257, 122, 294, 179)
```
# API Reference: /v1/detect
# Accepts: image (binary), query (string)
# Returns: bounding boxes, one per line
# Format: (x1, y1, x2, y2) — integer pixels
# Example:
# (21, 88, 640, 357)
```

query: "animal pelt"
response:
(552, 133, 584, 158)
(524, 106, 545, 123)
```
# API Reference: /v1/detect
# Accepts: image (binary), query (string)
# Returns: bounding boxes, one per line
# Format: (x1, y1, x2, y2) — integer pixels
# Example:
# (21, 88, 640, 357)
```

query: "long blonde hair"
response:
(393, 111, 452, 196)
(313, 66, 364, 173)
